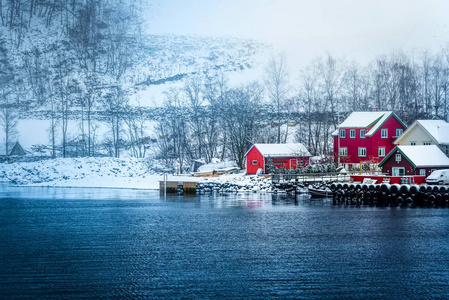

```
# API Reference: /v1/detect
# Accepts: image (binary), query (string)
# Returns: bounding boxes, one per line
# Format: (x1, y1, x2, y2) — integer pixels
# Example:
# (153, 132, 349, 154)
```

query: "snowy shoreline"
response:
(0, 157, 273, 192)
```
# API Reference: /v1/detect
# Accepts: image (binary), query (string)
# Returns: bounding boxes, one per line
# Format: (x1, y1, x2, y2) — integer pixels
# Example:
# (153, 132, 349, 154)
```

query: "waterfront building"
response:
(332, 111, 406, 169)
(245, 143, 311, 174)
(378, 145, 449, 177)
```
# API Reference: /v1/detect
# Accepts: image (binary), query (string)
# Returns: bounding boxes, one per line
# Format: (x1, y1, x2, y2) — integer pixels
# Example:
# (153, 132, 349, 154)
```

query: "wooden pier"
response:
(159, 176, 197, 195)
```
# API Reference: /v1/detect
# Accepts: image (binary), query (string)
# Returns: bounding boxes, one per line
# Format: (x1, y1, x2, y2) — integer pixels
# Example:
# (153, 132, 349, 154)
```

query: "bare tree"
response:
(225, 82, 264, 169)
(265, 53, 289, 143)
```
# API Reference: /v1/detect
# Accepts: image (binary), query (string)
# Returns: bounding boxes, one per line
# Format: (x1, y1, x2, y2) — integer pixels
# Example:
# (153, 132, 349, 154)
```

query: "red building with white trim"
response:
(378, 145, 449, 177)
(245, 143, 311, 174)
(332, 111, 407, 169)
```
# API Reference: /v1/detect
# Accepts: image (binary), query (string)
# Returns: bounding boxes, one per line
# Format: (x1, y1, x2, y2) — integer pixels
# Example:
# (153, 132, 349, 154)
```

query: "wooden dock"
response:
(159, 177, 198, 195)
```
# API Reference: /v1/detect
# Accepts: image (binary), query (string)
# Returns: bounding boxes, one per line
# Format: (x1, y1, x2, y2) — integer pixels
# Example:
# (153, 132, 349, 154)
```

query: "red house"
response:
(332, 111, 406, 169)
(378, 145, 449, 177)
(245, 143, 311, 174)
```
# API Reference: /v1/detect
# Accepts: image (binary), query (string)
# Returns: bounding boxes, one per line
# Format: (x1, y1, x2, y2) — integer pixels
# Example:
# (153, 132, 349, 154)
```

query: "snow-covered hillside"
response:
(0, 157, 159, 189)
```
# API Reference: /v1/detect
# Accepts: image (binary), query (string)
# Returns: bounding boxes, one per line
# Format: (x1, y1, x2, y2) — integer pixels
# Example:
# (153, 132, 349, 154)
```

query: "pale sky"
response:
(147, 0, 449, 69)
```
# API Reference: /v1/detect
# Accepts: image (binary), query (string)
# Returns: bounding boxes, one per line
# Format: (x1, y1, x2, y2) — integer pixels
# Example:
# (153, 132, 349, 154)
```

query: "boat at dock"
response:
(308, 186, 332, 198)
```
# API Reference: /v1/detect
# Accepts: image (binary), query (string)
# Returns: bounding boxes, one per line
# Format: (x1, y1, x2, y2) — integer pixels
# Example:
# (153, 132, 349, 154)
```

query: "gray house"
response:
(0, 141, 26, 157)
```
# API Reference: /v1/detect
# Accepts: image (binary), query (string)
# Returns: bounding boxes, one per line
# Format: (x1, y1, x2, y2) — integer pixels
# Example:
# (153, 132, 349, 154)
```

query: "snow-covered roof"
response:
(380, 145, 449, 168)
(338, 111, 389, 128)
(332, 111, 397, 136)
(416, 120, 449, 145)
(247, 143, 311, 158)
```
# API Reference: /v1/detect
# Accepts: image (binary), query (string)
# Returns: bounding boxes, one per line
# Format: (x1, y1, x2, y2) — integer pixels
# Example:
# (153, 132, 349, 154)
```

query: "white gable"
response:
(251, 143, 311, 158)
(418, 120, 449, 145)
(398, 145, 449, 167)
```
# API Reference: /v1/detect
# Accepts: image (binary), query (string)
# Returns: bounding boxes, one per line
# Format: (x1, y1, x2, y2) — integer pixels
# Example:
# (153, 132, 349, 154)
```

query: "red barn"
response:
(245, 143, 311, 174)
(332, 111, 406, 169)
(378, 145, 449, 177)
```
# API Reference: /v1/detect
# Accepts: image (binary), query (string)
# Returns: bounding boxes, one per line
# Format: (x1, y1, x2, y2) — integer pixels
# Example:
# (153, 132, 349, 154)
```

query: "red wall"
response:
(270, 157, 310, 172)
(350, 175, 426, 184)
(335, 115, 406, 165)
(335, 128, 372, 164)
(381, 153, 415, 176)
(246, 146, 264, 174)
(246, 146, 310, 174)
(369, 116, 405, 163)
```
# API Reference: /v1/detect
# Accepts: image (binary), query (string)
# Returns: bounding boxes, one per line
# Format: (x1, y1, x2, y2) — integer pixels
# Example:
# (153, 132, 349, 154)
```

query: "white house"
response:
(394, 120, 449, 155)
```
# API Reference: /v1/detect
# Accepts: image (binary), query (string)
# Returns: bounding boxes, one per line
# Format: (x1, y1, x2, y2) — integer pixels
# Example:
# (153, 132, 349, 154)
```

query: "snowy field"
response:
(0, 157, 271, 191)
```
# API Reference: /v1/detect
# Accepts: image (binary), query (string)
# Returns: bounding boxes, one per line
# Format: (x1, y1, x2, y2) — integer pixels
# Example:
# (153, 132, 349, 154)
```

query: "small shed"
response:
(0, 142, 26, 157)
(245, 143, 311, 174)
(378, 145, 449, 177)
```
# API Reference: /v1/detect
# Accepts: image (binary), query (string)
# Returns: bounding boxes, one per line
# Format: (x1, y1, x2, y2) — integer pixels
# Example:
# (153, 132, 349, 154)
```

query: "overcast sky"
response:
(148, 0, 449, 69)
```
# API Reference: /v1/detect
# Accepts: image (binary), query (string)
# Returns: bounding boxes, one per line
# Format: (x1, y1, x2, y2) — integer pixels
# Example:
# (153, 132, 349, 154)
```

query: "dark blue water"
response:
(1, 183, 449, 299)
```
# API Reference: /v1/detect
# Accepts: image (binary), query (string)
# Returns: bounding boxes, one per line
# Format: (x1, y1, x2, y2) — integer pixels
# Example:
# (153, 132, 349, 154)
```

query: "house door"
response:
(290, 159, 297, 169)
(392, 167, 405, 176)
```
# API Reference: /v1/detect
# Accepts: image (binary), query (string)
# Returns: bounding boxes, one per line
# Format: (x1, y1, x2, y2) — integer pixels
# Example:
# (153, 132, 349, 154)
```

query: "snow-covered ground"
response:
(0, 157, 271, 191)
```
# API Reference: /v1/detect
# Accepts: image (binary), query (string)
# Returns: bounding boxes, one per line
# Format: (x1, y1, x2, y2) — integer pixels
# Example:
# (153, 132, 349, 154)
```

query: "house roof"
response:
(378, 145, 449, 168)
(245, 143, 311, 158)
(0, 142, 25, 156)
(395, 120, 449, 145)
(331, 111, 405, 136)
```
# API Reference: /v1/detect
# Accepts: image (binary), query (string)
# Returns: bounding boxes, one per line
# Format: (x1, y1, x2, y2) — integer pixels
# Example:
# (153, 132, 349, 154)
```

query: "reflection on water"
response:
(1, 183, 449, 299)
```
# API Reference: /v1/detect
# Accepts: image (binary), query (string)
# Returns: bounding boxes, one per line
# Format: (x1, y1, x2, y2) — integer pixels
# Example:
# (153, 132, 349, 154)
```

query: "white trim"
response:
(358, 147, 367, 157)
(392, 167, 405, 176)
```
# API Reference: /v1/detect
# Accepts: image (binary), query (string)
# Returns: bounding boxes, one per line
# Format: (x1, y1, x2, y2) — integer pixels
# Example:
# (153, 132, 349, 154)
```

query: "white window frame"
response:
(252, 160, 258, 165)
(410, 141, 416, 146)
(395, 154, 401, 162)
(381, 128, 388, 138)
(350, 129, 356, 138)
(339, 147, 348, 156)
(339, 129, 346, 138)
(358, 147, 367, 157)
(423, 141, 431, 145)
(392, 167, 405, 176)
(360, 129, 366, 138)
(395, 128, 403, 137)
(419, 169, 426, 176)
(378, 147, 386, 157)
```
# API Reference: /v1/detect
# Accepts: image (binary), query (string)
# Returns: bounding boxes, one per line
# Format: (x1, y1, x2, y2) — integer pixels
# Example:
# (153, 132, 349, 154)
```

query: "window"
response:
(410, 141, 416, 146)
(358, 147, 366, 157)
(423, 141, 431, 145)
(252, 160, 258, 165)
(350, 129, 356, 138)
(378, 147, 386, 157)
(360, 129, 366, 138)
(381, 128, 388, 138)
(419, 169, 426, 176)
(339, 129, 346, 138)
(395, 154, 401, 162)
(395, 128, 403, 137)
(339, 147, 348, 156)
